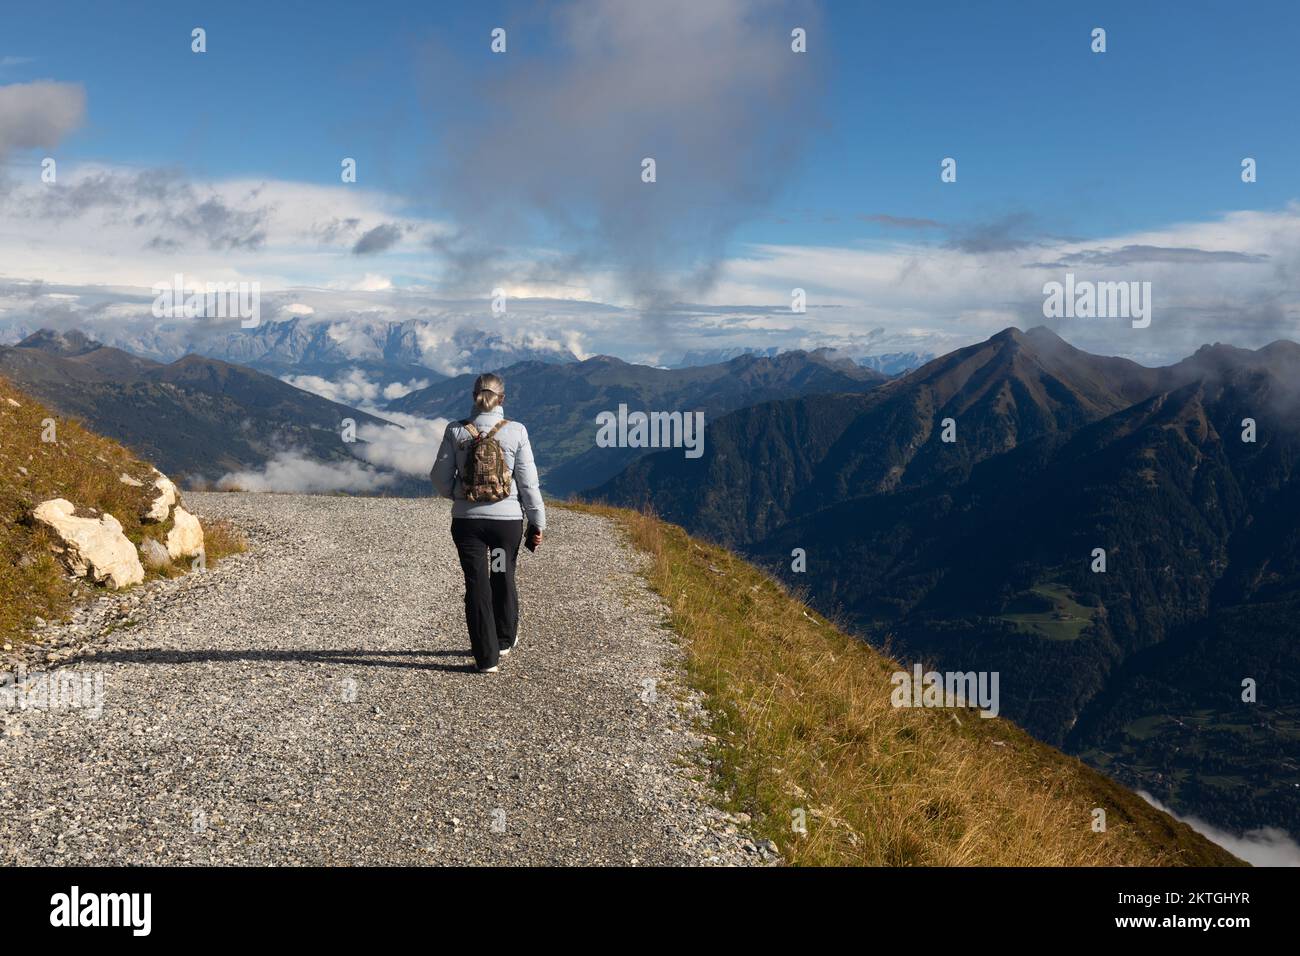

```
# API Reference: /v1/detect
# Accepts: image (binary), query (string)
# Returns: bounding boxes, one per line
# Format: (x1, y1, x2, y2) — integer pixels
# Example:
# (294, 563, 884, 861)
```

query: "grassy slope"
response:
(0, 375, 243, 644)
(571, 503, 1243, 867)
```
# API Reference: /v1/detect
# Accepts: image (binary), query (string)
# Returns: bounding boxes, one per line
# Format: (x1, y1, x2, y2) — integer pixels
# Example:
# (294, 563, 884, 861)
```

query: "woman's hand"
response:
(525, 525, 543, 552)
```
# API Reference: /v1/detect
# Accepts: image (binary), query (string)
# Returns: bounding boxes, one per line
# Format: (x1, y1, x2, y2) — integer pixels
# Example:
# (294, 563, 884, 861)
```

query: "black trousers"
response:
(450, 518, 523, 669)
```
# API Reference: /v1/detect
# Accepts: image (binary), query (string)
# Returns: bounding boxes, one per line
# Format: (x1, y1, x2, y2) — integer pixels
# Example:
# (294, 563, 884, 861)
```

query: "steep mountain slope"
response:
(0, 331, 395, 486)
(589, 327, 1300, 843)
(581, 502, 1241, 866)
(825, 325, 1161, 495)
(388, 350, 886, 495)
(0, 375, 242, 642)
(755, 378, 1272, 733)
(592, 391, 877, 544)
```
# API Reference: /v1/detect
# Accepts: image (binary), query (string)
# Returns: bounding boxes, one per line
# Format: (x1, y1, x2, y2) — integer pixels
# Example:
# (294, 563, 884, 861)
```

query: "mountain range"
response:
(198, 317, 585, 386)
(0, 329, 409, 489)
(590, 326, 1300, 843)
(670, 345, 932, 376)
(387, 349, 887, 495)
(0, 317, 584, 393)
(0, 329, 892, 498)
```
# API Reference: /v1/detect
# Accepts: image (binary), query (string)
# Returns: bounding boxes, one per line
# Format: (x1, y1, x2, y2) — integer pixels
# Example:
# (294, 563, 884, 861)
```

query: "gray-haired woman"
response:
(430, 373, 546, 673)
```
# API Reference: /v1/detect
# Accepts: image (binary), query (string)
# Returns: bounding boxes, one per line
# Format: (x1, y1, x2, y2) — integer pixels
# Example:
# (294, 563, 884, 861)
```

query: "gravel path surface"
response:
(0, 493, 773, 865)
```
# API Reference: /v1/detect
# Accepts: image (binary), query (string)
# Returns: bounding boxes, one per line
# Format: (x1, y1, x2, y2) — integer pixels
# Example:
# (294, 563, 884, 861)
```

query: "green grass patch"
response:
(999, 583, 1096, 640)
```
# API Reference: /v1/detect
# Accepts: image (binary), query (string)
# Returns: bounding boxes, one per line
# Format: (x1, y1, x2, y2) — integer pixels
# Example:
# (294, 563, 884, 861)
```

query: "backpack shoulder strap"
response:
(460, 420, 481, 440)
(484, 419, 509, 440)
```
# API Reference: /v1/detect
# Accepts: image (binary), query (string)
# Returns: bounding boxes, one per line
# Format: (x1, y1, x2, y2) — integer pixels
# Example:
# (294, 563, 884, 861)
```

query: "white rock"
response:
(31, 498, 145, 589)
(5, 397, 20, 407)
(139, 537, 172, 569)
(143, 471, 178, 522)
(119, 473, 145, 487)
(166, 505, 204, 560)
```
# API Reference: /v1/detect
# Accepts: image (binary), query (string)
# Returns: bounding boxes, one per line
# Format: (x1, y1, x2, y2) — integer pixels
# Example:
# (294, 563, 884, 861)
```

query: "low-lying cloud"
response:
(1140, 791, 1300, 867)
(282, 368, 431, 406)
(280, 368, 448, 480)
(217, 452, 398, 494)
(354, 412, 448, 478)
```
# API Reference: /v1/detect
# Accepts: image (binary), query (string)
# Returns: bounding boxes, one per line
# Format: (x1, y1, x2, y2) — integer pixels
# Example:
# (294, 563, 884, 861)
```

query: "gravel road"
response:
(0, 493, 772, 865)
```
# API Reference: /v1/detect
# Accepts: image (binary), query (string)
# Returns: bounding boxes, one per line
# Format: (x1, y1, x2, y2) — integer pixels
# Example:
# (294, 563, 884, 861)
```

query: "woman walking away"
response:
(430, 373, 546, 673)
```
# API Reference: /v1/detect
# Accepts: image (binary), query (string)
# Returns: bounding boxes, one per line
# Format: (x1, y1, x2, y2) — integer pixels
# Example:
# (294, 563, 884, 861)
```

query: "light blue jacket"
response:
(430, 407, 546, 530)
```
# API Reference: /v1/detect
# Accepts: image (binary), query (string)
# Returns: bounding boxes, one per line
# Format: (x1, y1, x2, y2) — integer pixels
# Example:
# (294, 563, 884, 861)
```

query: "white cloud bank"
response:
(282, 369, 431, 407)
(235, 369, 449, 492)
(354, 412, 448, 477)
(0, 161, 439, 291)
(708, 202, 1300, 366)
(213, 413, 448, 494)
(1140, 791, 1300, 868)
(3, 189, 1298, 368)
(216, 452, 398, 494)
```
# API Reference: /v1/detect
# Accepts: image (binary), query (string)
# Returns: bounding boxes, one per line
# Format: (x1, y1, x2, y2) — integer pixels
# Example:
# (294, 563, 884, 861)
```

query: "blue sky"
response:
(7, 0, 1296, 242)
(1, 0, 1298, 369)
(782, 0, 1300, 245)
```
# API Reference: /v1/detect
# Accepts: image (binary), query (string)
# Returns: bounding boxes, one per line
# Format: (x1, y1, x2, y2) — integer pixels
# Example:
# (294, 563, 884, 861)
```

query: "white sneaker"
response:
(479, 665, 499, 674)
(499, 646, 511, 657)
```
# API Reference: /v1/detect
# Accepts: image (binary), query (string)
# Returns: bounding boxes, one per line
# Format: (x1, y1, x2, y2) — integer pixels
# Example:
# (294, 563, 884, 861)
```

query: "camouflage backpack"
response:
(458, 419, 513, 502)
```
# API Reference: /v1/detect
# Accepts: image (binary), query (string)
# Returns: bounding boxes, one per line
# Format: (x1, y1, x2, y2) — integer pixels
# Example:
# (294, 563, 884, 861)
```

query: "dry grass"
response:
(201, 519, 247, 563)
(571, 502, 1243, 867)
(0, 375, 244, 644)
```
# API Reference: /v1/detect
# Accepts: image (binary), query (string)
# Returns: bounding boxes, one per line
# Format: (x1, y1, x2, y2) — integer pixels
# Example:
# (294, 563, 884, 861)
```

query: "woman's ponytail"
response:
(472, 373, 505, 412)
